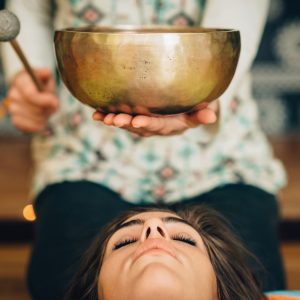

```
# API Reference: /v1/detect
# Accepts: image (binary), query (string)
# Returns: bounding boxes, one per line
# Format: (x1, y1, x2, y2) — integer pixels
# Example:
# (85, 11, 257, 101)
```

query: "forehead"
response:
(125, 211, 180, 222)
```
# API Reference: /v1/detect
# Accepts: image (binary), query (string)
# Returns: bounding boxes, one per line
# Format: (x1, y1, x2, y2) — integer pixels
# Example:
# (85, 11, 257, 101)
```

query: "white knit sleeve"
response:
(184, 0, 270, 142)
(201, 0, 270, 123)
(1, 0, 55, 83)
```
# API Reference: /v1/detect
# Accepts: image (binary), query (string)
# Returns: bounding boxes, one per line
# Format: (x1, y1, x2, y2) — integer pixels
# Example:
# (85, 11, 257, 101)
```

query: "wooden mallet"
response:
(0, 9, 44, 118)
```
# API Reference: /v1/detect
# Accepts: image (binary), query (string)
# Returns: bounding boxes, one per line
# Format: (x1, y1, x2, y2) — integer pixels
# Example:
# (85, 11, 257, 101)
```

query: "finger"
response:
(7, 87, 22, 103)
(131, 115, 152, 128)
(92, 111, 105, 121)
(9, 102, 55, 124)
(107, 105, 117, 113)
(113, 113, 133, 127)
(133, 105, 150, 115)
(136, 115, 185, 135)
(9, 102, 49, 123)
(14, 71, 39, 94)
(8, 88, 48, 117)
(122, 126, 155, 137)
(132, 115, 186, 135)
(22, 90, 59, 112)
(35, 68, 56, 92)
(13, 70, 58, 111)
(42, 74, 56, 93)
(35, 68, 53, 81)
(11, 114, 47, 133)
(117, 104, 133, 114)
(31, 94, 59, 112)
(103, 113, 116, 125)
(193, 108, 217, 124)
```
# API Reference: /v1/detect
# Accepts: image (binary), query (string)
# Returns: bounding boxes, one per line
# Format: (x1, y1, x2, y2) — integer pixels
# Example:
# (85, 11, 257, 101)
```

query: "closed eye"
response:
(113, 233, 197, 250)
(113, 238, 138, 250)
(172, 234, 197, 246)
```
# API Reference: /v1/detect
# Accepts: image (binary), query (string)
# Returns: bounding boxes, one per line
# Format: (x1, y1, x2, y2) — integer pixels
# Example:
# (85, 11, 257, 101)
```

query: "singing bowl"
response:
(54, 26, 240, 115)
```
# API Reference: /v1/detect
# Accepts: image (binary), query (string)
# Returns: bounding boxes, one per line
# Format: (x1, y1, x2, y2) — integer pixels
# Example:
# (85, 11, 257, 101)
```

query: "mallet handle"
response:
(10, 39, 44, 92)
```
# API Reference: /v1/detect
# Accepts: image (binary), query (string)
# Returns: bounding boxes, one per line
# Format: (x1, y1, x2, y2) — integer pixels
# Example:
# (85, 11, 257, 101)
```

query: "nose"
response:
(141, 218, 170, 241)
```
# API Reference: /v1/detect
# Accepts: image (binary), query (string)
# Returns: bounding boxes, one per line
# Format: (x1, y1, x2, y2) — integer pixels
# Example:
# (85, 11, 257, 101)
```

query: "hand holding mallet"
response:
(0, 9, 58, 131)
(0, 9, 44, 91)
(0, 9, 43, 118)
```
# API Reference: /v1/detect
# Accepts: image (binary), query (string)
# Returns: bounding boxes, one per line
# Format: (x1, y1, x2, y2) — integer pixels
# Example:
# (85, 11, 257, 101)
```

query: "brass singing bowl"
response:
(54, 26, 240, 115)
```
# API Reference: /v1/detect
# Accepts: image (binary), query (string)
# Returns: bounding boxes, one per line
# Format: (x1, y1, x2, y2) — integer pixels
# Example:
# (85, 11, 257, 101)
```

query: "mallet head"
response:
(0, 9, 20, 42)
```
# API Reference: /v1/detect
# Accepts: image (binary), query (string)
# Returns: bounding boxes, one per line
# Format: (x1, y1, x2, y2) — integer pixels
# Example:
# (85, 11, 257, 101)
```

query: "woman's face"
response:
(98, 211, 217, 300)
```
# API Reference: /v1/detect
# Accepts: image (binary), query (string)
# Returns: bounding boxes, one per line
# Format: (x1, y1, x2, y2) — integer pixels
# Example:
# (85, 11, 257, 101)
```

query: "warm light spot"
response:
(23, 204, 36, 221)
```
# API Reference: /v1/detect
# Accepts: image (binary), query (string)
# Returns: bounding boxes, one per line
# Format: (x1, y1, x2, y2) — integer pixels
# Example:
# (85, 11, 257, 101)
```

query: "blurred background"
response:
(0, 0, 299, 299)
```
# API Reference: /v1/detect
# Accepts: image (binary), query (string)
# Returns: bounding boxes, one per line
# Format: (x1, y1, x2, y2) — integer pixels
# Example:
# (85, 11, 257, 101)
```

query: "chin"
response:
(131, 263, 184, 300)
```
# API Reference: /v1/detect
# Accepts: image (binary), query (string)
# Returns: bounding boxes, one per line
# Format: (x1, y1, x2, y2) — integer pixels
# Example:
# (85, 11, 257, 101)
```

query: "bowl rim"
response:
(55, 25, 239, 35)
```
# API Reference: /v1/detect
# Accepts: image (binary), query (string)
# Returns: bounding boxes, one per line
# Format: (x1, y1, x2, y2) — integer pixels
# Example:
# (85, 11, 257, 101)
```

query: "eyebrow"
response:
(115, 216, 192, 232)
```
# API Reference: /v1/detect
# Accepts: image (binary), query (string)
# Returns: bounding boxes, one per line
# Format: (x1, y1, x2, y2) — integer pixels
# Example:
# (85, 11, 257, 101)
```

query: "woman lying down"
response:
(65, 205, 300, 300)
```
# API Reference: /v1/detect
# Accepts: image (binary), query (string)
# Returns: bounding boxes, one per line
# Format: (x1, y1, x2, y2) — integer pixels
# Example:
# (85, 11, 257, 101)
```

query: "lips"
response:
(132, 238, 177, 262)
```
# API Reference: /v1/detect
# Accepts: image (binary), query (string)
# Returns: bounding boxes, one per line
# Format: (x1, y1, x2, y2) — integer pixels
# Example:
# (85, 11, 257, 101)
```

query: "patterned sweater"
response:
(2, 0, 286, 203)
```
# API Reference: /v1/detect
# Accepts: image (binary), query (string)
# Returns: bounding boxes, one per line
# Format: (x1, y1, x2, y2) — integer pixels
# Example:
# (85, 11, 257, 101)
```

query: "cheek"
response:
(98, 253, 131, 298)
(179, 249, 217, 297)
(98, 258, 119, 299)
(99, 256, 123, 285)
(194, 254, 217, 295)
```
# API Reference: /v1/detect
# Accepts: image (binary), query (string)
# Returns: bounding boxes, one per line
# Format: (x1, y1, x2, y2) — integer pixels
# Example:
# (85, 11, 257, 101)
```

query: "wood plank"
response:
(281, 243, 300, 289)
(0, 244, 31, 300)
(0, 137, 32, 220)
(271, 135, 300, 220)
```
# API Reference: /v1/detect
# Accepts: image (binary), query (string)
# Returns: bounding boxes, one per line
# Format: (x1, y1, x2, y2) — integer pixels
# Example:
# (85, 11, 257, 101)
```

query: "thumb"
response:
(189, 99, 219, 125)
(35, 68, 53, 80)
(35, 68, 56, 93)
(194, 108, 217, 124)
(187, 105, 217, 126)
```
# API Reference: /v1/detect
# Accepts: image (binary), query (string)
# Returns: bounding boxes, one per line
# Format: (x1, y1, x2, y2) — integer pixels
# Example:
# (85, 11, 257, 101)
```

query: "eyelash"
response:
(113, 238, 138, 250)
(113, 235, 197, 250)
(172, 234, 197, 246)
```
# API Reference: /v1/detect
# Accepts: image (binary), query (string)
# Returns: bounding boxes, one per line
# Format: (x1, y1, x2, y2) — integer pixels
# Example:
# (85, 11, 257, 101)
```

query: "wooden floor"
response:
(0, 244, 31, 300)
(0, 242, 299, 300)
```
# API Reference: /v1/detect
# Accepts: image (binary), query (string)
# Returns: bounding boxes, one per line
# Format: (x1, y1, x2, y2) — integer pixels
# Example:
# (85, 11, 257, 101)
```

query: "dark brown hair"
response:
(64, 205, 265, 300)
